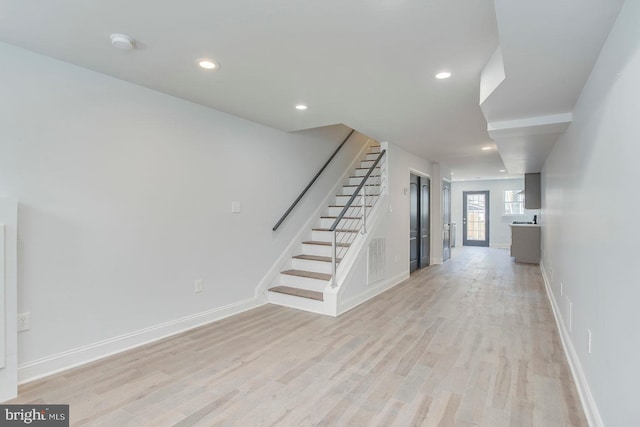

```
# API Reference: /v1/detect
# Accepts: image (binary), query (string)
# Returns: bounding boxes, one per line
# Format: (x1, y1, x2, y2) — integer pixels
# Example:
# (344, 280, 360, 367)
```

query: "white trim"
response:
(337, 271, 409, 316)
(18, 297, 263, 385)
(408, 168, 432, 180)
(490, 243, 510, 249)
(540, 262, 603, 427)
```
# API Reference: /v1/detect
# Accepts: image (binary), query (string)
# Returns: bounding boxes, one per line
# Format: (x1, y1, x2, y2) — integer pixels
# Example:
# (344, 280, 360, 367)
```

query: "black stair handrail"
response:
(272, 129, 356, 231)
(329, 149, 386, 231)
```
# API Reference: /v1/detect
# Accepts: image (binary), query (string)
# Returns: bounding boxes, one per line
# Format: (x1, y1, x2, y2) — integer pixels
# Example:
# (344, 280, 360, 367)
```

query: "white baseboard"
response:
(337, 271, 409, 315)
(18, 297, 264, 385)
(540, 262, 603, 427)
(490, 243, 510, 249)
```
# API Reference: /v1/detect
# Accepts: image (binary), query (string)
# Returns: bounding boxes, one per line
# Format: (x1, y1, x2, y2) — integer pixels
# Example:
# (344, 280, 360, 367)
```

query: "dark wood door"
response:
(463, 191, 490, 247)
(409, 174, 419, 273)
(420, 177, 430, 267)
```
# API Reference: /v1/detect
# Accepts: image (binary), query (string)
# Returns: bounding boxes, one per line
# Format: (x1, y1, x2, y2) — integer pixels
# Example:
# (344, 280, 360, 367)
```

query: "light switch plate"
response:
(231, 201, 241, 213)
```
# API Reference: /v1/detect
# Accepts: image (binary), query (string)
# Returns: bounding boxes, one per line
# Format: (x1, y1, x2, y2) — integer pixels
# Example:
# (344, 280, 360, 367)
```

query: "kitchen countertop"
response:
(509, 223, 541, 227)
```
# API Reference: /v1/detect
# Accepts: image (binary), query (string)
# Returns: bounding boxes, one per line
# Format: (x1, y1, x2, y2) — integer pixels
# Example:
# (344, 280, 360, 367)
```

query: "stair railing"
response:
(329, 149, 386, 287)
(272, 129, 356, 231)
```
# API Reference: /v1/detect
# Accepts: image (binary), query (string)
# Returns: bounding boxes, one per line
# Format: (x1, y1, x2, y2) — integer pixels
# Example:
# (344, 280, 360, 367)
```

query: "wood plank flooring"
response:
(9, 247, 587, 426)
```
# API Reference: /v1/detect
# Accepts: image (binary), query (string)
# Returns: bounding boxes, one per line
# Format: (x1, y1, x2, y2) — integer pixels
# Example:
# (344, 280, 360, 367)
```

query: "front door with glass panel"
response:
(462, 191, 489, 247)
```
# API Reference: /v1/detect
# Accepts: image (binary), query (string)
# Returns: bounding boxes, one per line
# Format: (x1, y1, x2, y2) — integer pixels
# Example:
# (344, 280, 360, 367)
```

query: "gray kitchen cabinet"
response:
(510, 224, 541, 264)
(524, 173, 541, 209)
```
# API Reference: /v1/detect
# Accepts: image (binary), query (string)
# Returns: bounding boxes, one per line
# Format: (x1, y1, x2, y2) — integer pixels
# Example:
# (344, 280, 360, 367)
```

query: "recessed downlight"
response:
(482, 146, 492, 150)
(198, 59, 219, 70)
(499, 169, 506, 172)
(295, 104, 308, 110)
(435, 71, 452, 79)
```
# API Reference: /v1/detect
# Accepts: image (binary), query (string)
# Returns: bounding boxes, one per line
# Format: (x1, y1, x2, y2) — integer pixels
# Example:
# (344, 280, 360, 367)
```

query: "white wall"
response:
(541, 2, 639, 425)
(0, 42, 369, 385)
(451, 178, 538, 248)
(338, 143, 435, 307)
(0, 199, 18, 401)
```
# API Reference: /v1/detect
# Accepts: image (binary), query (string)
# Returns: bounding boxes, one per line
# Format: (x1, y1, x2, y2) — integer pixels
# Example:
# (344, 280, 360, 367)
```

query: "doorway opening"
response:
(410, 173, 430, 273)
(463, 191, 489, 247)
(443, 179, 451, 261)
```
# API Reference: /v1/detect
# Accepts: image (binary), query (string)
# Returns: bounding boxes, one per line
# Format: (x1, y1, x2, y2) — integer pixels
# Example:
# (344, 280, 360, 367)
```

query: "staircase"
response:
(267, 143, 385, 314)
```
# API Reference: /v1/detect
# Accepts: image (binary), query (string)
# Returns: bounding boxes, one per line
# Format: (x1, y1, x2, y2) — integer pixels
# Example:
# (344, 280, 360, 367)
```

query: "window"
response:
(504, 190, 525, 215)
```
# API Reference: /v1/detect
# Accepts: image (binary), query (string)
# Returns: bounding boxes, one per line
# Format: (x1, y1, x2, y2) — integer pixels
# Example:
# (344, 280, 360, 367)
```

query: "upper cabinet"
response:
(525, 173, 541, 209)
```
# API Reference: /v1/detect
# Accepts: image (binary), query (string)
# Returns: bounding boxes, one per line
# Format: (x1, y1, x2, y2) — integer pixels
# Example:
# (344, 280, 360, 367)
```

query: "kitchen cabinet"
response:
(510, 224, 540, 264)
(524, 173, 541, 209)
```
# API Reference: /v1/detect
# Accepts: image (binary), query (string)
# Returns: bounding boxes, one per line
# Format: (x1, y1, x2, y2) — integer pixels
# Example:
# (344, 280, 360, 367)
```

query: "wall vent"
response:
(367, 238, 386, 284)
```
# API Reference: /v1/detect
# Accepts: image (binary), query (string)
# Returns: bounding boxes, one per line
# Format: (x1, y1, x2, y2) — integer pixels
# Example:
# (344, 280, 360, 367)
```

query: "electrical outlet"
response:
(587, 329, 592, 354)
(18, 312, 30, 332)
(231, 201, 241, 213)
(194, 279, 203, 293)
(567, 298, 573, 332)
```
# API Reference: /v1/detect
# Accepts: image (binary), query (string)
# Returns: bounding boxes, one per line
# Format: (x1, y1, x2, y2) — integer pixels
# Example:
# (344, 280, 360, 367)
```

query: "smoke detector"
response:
(110, 34, 135, 50)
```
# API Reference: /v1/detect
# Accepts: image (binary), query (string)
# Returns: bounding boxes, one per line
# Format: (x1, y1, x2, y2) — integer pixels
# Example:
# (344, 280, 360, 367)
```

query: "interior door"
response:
(409, 174, 419, 273)
(420, 177, 430, 267)
(443, 180, 451, 261)
(462, 191, 490, 247)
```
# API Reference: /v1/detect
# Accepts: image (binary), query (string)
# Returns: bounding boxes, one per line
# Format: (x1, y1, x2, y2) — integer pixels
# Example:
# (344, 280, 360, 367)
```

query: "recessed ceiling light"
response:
(198, 59, 218, 70)
(482, 146, 492, 150)
(295, 104, 308, 110)
(499, 169, 506, 172)
(435, 71, 452, 79)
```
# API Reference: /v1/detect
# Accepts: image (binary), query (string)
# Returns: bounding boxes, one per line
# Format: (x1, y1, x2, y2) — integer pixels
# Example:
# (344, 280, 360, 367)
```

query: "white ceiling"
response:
(0, 0, 624, 181)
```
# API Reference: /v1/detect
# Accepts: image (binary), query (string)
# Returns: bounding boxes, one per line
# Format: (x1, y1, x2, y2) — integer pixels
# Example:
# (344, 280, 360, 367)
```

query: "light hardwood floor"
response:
(10, 247, 587, 426)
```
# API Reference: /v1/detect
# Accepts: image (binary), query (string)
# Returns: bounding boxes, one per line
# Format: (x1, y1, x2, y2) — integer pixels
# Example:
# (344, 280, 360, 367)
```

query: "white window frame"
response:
(504, 190, 525, 215)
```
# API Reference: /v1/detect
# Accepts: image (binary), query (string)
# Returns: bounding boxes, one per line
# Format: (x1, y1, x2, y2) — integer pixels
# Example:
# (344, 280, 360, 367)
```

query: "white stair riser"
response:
(302, 244, 332, 256)
(360, 160, 376, 168)
(335, 194, 364, 205)
(340, 185, 381, 196)
(280, 273, 329, 291)
(348, 176, 380, 186)
(320, 217, 361, 228)
(268, 291, 324, 314)
(327, 206, 363, 216)
(312, 229, 359, 241)
(292, 258, 333, 274)
(354, 167, 380, 177)
(365, 153, 381, 160)
(340, 186, 358, 196)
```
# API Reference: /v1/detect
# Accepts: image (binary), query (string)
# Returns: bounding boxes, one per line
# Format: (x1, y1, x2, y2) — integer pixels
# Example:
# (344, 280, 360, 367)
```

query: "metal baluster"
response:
(361, 183, 367, 234)
(331, 230, 337, 287)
